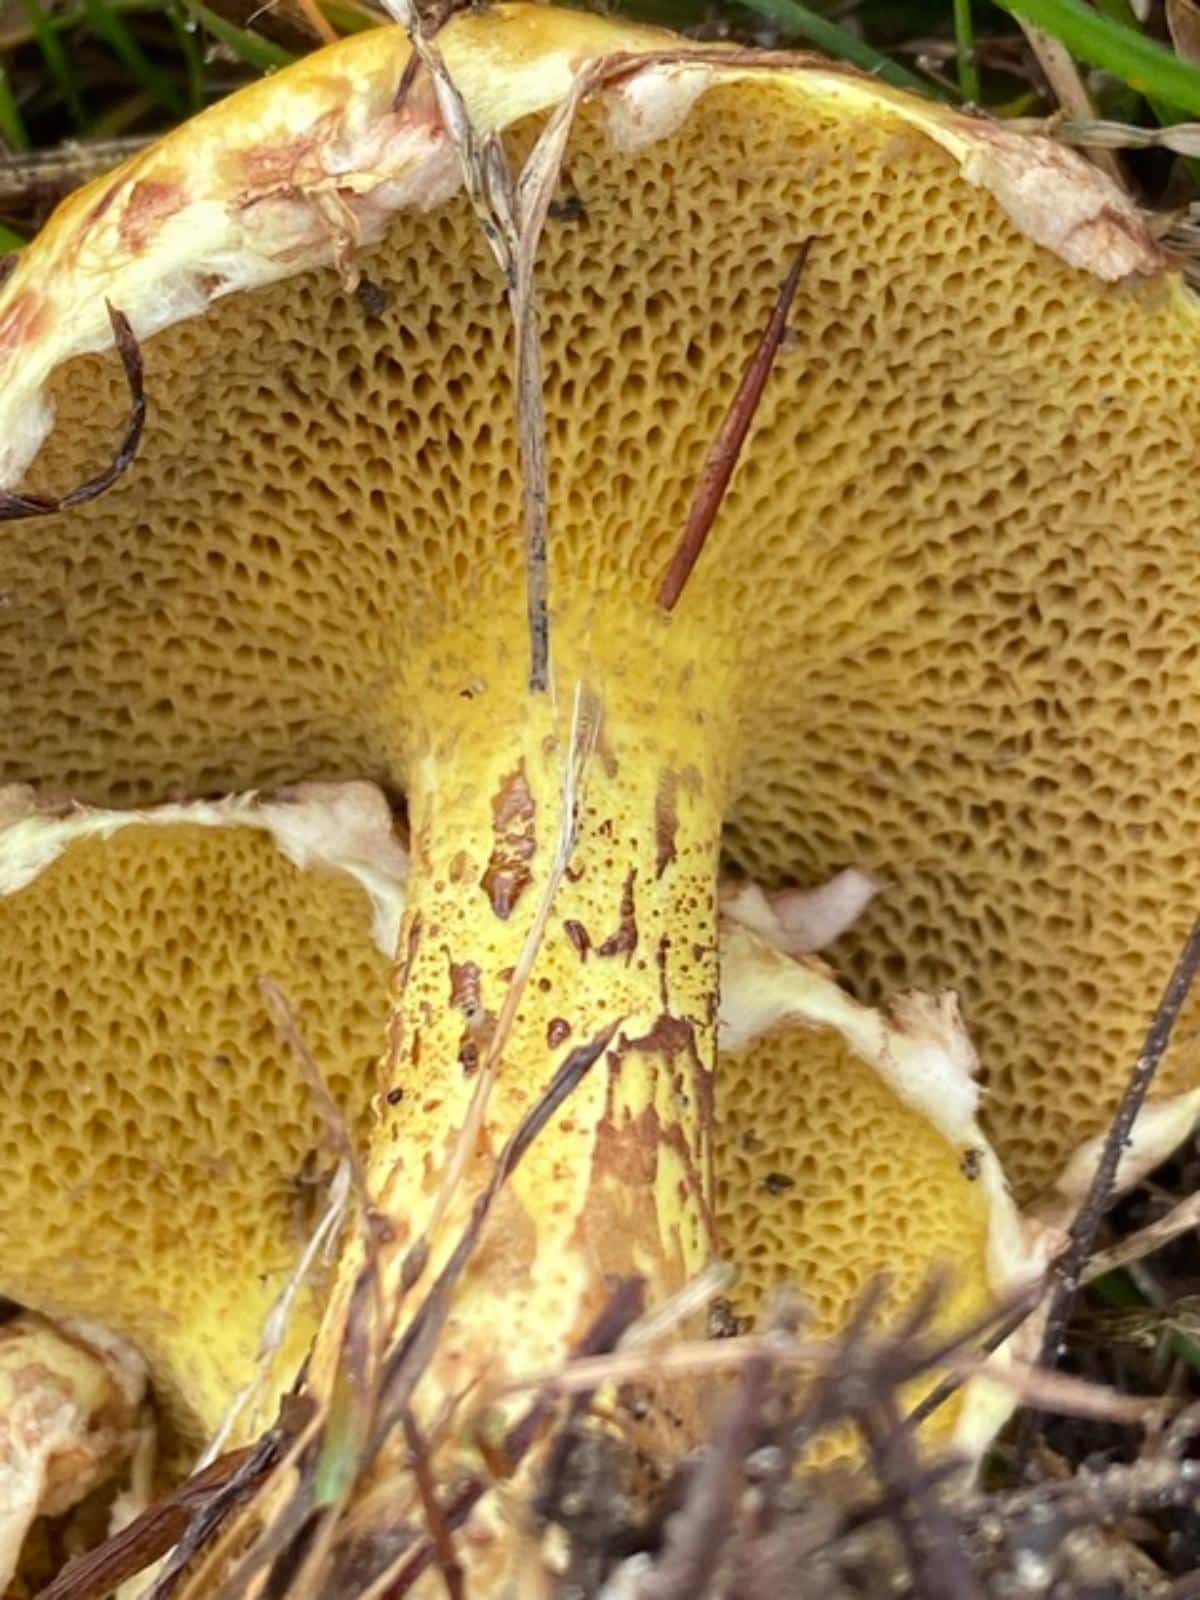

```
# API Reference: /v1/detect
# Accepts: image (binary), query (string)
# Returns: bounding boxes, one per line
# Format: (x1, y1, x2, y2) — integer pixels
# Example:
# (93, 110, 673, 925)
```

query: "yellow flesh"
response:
(3, 76, 1198, 1200)
(0, 822, 387, 1442)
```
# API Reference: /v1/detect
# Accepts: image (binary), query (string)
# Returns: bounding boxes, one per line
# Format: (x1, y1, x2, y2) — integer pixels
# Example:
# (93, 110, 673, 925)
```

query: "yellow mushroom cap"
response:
(0, 783, 402, 1445)
(0, 6, 1196, 1209)
(716, 918, 1032, 1451)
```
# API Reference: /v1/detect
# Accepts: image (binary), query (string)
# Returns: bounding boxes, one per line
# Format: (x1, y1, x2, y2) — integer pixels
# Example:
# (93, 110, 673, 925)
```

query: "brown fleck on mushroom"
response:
(1, 2, 1198, 1577)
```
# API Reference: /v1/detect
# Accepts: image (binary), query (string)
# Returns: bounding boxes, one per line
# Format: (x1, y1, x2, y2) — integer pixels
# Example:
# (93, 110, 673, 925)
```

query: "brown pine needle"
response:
(657, 239, 812, 613)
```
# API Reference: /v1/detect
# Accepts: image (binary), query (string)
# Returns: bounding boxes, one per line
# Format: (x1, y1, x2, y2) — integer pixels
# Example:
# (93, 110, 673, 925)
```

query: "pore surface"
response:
(3, 83, 1200, 1192)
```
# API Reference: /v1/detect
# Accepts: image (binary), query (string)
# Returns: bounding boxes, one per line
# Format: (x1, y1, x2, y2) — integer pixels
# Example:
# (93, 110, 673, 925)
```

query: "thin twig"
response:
(1035, 915, 1200, 1378)
(904, 1290, 1042, 1429)
(0, 137, 150, 207)
(857, 1393, 986, 1600)
(657, 240, 812, 613)
(491, 1323, 1161, 1424)
(1082, 1189, 1200, 1285)
(640, 1350, 775, 1600)
(32, 1445, 264, 1600)
(400, 1411, 464, 1600)
(377, 1279, 645, 1600)
(0, 303, 144, 521)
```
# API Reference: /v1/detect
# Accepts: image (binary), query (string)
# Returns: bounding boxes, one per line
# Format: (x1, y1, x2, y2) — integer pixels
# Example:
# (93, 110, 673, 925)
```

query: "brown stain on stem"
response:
(655, 771, 679, 880)
(480, 761, 536, 919)
(595, 868, 638, 962)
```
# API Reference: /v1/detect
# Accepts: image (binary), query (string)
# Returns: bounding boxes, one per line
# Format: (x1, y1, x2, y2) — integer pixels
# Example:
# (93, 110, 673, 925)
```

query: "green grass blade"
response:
(168, 0, 206, 111)
(83, 0, 186, 115)
(998, 0, 1200, 115)
(0, 60, 30, 149)
(953, 0, 981, 101)
(0, 220, 27, 251)
(1093, 0, 1140, 23)
(734, 0, 952, 99)
(84, 85, 156, 136)
(319, 0, 380, 34)
(180, 0, 295, 72)
(20, 0, 87, 127)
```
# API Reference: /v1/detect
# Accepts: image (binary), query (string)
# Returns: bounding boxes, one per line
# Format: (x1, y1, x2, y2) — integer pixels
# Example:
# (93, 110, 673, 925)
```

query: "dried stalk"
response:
(1035, 915, 1200, 1377)
(1083, 1189, 1200, 1285)
(0, 304, 144, 521)
(657, 240, 812, 612)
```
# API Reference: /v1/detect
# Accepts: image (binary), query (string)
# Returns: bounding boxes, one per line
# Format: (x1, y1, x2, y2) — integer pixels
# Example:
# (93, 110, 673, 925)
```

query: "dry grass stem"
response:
(0, 303, 144, 521)
(1083, 1190, 1200, 1285)
(657, 240, 812, 612)
(1013, 19, 1127, 187)
(198, 1159, 352, 1471)
(1035, 914, 1200, 1380)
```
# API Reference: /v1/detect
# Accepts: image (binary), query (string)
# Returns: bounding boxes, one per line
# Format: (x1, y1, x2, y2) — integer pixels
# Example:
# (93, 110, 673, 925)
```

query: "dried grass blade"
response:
(1084, 1190, 1200, 1284)
(198, 1161, 352, 1472)
(0, 303, 144, 521)
(1036, 914, 1200, 1376)
(657, 240, 812, 613)
(33, 1445, 266, 1600)
(140, 1400, 314, 1600)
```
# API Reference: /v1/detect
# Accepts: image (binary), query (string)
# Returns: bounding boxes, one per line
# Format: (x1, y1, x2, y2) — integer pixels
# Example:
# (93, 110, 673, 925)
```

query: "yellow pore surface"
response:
(4, 61, 1200, 1206)
(0, 821, 387, 1443)
(716, 1024, 992, 1343)
(0, 808, 996, 1461)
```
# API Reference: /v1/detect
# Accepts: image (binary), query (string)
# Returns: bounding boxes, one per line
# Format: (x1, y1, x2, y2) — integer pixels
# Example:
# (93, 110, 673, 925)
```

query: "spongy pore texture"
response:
(715, 1024, 992, 1337)
(0, 822, 388, 1442)
(4, 77, 1200, 1204)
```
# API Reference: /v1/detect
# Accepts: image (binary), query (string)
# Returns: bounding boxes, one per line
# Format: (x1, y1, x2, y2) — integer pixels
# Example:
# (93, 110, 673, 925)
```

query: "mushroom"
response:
(716, 921, 1031, 1455)
(1, 0, 1198, 1574)
(0, 1312, 147, 1593)
(0, 784, 404, 1449)
(0, 787, 1037, 1587)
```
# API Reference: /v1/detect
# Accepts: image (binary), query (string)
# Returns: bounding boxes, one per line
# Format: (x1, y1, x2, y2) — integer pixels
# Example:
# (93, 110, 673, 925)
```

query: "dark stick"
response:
(857, 1394, 987, 1600)
(0, 303, 145, 521)
(1035, 914, 1200, 1382)
(904, 1286, 1043, 1430)
(641, 1349, 774, 1600)
(380, 1277, 645, 1599)
(401, 1410, 465, 1600)
(656, 240, 812, 613)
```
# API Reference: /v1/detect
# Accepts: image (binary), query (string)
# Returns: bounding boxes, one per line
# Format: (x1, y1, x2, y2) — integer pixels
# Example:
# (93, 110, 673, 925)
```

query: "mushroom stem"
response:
(330, 613, 734, 1442)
